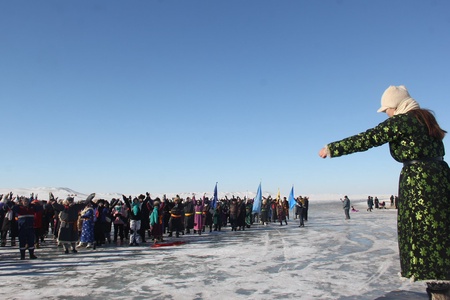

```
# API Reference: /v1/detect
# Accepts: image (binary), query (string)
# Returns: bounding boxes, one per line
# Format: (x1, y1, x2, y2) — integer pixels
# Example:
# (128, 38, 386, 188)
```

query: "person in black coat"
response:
(183, 196, 195, 234)
(51, 193, 95, 254)
(295, 198, 304, 227)
(168, 196, 184, 238)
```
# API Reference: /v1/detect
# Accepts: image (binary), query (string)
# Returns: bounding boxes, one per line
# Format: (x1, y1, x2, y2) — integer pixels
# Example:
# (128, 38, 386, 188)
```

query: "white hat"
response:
(377, 85, 411, 113)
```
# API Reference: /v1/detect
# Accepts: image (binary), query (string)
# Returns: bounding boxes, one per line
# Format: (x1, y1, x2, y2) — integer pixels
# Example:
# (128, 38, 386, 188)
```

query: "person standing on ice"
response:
(138, 193, 151, 244)
(0, 195, 6, 247)
(302, 196, 309, 221)
(149, 198, 164, 243)
(259, 198, 270, 226)
(77, 201, 95, 249)
(193, 195, 204, 235)
(319, 85, 450, 298)
(213, 201, 223, 231)
(282, 197, 290, 220)
(31, 196, 44, 249)
(236, 197, 246, 231)
(183, 196, 195, 234)
(202, 197, 213, 233)
(341, 196, 351, 220)
(367, 196, 374, 212)
(12, 195, 43, 260)
(50, 193, 95, 254)
(374, 196, 379, 209)
(295, 197, 304, 227)
(277, 197, 288, 226)
(123, 195, 142, 246)
(228, 196, 238, 231)
(168, 196, 183, 237)
(1, 193, 18, 247)
(111, 199, 126, 245)
(245, 199, 253, 228)
(93, 199, 107, 247)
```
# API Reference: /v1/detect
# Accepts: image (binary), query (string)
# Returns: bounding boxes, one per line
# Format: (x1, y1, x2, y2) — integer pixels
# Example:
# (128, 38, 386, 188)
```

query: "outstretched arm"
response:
(123, 195, 131, 209)
(86, 193, 96, 203)
(110, 198, 119, 208)
(50, 199, 64, 211)
(143, 192, 151, 205)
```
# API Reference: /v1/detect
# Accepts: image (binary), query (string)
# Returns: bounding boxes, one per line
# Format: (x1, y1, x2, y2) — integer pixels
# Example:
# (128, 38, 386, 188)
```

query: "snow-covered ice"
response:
(0, 199, 428, 300)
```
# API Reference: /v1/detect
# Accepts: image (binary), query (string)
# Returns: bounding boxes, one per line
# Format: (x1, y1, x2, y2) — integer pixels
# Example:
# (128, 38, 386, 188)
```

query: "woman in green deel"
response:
(319, 85, 450, 298)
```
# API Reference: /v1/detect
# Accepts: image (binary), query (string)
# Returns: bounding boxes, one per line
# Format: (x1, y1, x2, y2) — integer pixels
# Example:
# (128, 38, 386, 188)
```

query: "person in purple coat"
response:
(193, 194, 204, 235)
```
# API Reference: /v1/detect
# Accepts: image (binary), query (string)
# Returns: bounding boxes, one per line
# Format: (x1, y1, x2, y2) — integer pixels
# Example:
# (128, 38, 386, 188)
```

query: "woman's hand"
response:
(319, 147, 328, 158)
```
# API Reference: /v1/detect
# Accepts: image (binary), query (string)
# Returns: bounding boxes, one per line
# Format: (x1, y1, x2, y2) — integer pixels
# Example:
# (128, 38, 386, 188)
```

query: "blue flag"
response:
(212, 182, 218, 209)
(252, 183, 262, 213)
(288, 186, 296, 209)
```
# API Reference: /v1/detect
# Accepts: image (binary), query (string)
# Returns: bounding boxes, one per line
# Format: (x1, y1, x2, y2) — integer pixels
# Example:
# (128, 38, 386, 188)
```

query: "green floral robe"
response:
(327, 112, 450, 281)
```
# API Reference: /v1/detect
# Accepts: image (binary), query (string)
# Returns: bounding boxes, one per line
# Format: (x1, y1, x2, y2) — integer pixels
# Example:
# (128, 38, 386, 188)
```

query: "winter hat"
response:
(66, 196, 74, 203)
(377, 85, 419, 114)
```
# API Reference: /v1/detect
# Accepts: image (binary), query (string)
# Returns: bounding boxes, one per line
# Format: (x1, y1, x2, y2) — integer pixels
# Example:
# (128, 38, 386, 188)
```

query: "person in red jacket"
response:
(32, 197, 44, 249)
(12, 196, 43, 260)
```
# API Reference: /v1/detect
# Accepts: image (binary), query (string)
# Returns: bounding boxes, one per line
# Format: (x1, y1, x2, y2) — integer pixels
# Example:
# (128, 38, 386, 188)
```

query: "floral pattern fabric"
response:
(327, 113, 450, 281)
(80, 208, 95, 243)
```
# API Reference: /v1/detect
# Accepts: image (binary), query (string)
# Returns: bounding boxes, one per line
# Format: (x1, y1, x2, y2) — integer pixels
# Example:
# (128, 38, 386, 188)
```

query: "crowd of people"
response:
(342, 195, 396, 217)
(0, 192, 310, 260)
(366, 195, 398, 211)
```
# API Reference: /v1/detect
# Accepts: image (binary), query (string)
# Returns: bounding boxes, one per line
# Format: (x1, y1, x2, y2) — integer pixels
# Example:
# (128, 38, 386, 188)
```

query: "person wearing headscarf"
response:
(149, 198, 164, 243)
(319, 85, 450, 298)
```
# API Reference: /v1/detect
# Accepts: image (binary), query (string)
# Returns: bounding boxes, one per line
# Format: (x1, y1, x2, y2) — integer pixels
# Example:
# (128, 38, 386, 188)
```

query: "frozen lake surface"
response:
(0, 200, 428, 299)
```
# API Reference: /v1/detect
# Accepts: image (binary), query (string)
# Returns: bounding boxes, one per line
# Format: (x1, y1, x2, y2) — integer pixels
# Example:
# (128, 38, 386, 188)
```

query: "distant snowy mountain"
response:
(0, 187, 393, 202)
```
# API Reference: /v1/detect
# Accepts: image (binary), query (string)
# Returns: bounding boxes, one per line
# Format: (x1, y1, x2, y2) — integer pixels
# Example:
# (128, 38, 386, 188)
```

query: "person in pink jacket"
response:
(193, 194, 205, 235)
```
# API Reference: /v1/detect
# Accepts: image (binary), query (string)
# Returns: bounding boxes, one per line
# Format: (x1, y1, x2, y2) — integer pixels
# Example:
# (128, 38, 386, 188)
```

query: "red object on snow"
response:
(151, 241, 186, 248)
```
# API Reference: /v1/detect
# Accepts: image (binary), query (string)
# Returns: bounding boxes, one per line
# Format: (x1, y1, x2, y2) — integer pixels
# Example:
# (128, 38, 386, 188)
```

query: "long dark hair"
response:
(409, 109, 447, 140)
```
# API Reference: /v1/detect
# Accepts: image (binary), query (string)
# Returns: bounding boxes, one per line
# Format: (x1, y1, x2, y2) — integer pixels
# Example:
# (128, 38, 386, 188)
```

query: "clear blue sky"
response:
(1, 0, 449, 197)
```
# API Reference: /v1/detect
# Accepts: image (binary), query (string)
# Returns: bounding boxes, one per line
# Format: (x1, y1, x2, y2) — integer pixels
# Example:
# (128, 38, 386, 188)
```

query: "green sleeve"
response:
(327, 116, 401, 158)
